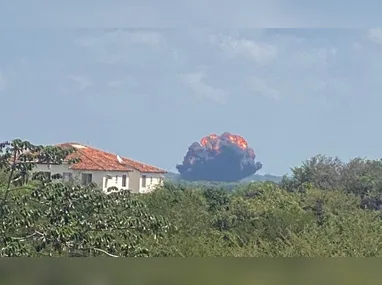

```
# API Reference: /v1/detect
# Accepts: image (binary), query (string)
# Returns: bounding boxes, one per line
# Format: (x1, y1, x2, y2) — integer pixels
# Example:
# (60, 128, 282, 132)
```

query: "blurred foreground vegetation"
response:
(1, 140, 382, 256)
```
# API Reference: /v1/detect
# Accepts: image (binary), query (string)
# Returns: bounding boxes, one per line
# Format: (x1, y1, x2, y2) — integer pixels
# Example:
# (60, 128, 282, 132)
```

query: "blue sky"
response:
(1, 4, 382, 176)
(1, 0, 382, 28)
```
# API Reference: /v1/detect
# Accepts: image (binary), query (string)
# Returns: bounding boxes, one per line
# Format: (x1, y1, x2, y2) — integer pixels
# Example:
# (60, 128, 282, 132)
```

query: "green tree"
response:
(280, 155, 344, 192)
(0, 139, 171, 257)
(281, 155, 382, 198)
(341, 158, 382, 196)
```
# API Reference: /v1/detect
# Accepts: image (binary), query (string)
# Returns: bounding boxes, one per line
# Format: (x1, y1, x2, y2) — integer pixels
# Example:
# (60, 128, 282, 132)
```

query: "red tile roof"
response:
(57, 143, 167, 173)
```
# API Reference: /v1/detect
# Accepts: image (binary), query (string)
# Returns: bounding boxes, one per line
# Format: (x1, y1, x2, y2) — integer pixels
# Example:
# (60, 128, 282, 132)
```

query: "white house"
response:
(33, 142, 167, 194)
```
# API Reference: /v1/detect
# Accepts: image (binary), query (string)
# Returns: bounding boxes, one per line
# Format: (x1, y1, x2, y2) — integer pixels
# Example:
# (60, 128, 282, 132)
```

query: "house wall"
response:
(128, 170, 165, 193)
(33, 163, 165, 194)
(33, 163, 131, 193)
(128, 170, 141, 194)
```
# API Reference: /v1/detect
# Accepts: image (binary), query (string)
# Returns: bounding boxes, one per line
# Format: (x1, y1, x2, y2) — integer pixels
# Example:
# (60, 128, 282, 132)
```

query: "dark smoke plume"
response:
(176, 132, 262, 182)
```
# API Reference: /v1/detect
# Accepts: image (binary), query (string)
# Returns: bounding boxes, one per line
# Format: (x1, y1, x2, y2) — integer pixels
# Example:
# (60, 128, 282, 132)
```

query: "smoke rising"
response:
(176, 132, 262, 182)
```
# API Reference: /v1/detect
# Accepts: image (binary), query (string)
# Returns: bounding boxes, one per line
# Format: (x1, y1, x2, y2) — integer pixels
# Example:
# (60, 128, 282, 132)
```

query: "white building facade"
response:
(33, 143, 166, 194)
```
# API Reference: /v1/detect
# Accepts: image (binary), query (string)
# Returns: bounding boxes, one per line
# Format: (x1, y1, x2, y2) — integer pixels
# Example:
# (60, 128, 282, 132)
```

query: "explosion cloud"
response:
(176, 132, 263, 182)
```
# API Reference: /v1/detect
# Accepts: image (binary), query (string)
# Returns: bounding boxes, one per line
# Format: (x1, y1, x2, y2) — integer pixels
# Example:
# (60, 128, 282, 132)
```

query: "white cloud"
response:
(248, 77, 280, 101)
(74, 30, 164, 64)
(0, 70, 7, 91)
(209, 34, 277, 62)
(107, 75, 140, 89)
(367, 28, 382, 45)
(108, 80, 123, 89)
(68, 75, 92, 90)
(296, 47, 337, 67)
(352, 42, 362, 50)
(75, 30, 163, 49)
(180, 72, 229, 104)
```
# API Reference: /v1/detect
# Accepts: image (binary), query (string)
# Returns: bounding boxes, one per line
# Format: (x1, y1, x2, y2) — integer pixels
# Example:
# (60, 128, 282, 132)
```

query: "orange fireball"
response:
(201, 132, 250, 152)
(176, 131, 262, 181)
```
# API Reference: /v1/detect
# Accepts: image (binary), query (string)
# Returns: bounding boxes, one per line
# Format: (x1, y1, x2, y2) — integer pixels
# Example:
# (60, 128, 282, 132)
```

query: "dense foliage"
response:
(1, 140, 382, 257)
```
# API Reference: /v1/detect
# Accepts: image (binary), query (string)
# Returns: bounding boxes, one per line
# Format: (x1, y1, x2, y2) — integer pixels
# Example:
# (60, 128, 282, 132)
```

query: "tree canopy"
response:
(1, 139, 382, 257)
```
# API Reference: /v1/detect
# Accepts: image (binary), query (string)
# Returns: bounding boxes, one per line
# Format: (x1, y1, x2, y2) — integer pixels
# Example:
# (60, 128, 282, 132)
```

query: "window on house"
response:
(81, 173, 92, 185)
(62, 172, 73, 182)
(142, 175, 147, 187)
(150, 177, 153, 184)
(115, 175, 118, 183)
(104, 177, 108, 189)
(122, 175, 127, 187)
